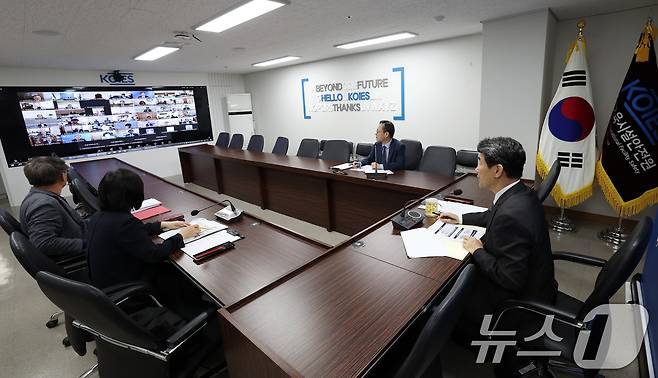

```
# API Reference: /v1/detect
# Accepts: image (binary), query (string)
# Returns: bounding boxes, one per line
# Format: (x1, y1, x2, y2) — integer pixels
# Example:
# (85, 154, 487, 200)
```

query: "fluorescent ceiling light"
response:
(252, 56, 300, 67)
(134, 46, 179, 61)
(196, 0, 287, 33)
(335, 32, 418, 49)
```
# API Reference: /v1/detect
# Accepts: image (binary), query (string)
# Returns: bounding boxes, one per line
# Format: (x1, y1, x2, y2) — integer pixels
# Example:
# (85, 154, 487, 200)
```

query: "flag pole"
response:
(598, 213, 628, 247)
(550, 201, 576, 233)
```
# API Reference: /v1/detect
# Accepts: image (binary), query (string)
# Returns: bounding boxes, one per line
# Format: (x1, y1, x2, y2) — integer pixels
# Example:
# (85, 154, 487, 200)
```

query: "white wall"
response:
(479, 9, 556, 179)
(244, 34, 483, 155)
(0, 67, 244, 206)
(543, 5, 658, 219)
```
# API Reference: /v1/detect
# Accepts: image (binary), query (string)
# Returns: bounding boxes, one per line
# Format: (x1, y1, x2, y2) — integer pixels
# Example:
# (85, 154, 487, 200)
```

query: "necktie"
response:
(382, 146, 387, 164)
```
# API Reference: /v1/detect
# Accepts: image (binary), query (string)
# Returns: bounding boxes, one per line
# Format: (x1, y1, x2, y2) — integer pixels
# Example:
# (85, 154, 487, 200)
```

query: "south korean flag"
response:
(537, 27, 596, 208)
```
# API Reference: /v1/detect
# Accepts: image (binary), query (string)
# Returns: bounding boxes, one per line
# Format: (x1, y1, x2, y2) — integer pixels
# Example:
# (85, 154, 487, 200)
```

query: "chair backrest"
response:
(36, 271, 162, 351)
(401, 139, 423, 170)
(215, 132, 230, 148)
(579, 217, 653, 319)
(246, 134, 264, 152)
(228, 134, 244, 149)
(9, 232, 65, 279)
(535, 160, 561, 203)
(0, 208, 23, 236)
(456, 149, 478, 174)
(320, 140, 351, 162)
(394, 265, 478, 378)
(418, 146, 457, 176)
(272, 137, 289, 155)
(356, 143, 373, 158)
(296, 138, 320, 158)
(72, 178, 101, 214)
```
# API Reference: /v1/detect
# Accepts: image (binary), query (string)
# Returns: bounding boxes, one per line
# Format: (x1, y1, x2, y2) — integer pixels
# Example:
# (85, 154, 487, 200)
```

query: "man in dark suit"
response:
(20, 156, 87, 258)
(359, 120, 406, 171)
(439, 137, 557, 344)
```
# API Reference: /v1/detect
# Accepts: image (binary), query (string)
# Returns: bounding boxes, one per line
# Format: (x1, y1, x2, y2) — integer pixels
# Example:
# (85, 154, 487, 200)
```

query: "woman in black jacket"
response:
(86, 168, 200, 289)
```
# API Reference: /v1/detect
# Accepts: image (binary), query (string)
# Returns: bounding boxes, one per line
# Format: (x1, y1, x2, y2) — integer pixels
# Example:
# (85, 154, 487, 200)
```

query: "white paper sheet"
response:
(400, 228, 469, 260)
(159, 218, 227, 244)
(180, 230, 241, 257)
(351, 166, 394, 174)
(331, 162, 353, 170)
(427, 221, 486, 240)
(436, 200, 487, 216)
(131, 198, 161, 213)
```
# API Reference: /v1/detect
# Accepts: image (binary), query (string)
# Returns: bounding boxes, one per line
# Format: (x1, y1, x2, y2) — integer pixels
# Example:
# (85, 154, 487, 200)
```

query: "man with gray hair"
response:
(440, 137, 557, 345)
(20, 156, 86, 258)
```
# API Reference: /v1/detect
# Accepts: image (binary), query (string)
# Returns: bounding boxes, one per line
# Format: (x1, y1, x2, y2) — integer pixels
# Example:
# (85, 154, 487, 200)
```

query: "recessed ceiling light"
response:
(335, 32, 418, 49)
(32, 30, 60, 37)
(196, 0, 288, 33)
(433, 15, 446, 22)
(252, 56, 300, 67)
(134, 46, 180, 61)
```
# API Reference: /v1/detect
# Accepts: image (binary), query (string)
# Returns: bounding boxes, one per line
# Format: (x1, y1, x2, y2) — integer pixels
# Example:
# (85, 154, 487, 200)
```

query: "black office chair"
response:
(36, 271, 222, 378)
(456, 149, 478, 174)
(9, 232, 87, 341)
(272, 137, 289, 155)
(68, 166, 99, 219)
(535, 160, 561, 203)
(246, 134, 264, 152)
(228, 133, 244, 149)
(319, 139, 327, 153)
(320, 140, 351, 162)
(297, 138, 320, 158)
(0, 208, 23, 236)
(418, 146, 457, 176)
(215, 132, 230, 148)
(356, 143, 373, 159)
(71, 178, 101, 215)
(494, 217, 653, 377)
(394, 265, 478, 378)
(401, 139, 423, 170)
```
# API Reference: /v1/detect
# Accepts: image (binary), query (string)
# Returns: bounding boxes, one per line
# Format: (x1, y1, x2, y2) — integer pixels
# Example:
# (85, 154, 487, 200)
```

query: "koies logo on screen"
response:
(99, 72, 136, 85)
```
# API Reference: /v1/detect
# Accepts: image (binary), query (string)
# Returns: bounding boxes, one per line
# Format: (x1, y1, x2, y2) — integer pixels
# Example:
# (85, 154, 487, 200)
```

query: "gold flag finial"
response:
(635, 17, 654, 63)
(577, 20, 586, 39)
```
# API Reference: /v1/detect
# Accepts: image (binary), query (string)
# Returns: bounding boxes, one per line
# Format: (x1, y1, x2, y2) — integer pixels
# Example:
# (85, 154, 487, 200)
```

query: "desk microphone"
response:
(441, 189, 463, 198)
(391, 198, 425, 231)
(191, 199, 243, 221)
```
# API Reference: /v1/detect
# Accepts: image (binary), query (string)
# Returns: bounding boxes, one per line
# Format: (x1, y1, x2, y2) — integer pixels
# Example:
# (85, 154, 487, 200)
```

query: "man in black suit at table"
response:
(439, 137, 557, 345)
(359, 120, 406, 171)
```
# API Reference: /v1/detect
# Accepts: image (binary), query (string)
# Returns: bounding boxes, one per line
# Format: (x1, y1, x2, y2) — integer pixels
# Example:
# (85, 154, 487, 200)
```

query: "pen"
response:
(434, 222, 447, 234)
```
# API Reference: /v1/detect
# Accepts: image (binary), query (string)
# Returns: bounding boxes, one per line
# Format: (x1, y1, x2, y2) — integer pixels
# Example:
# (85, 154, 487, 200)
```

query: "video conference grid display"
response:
(19, 90, 198, 147)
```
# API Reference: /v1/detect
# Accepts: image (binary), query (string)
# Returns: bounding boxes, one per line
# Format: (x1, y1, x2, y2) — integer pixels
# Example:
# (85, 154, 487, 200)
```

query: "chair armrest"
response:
(493, 299, 582, 332)
(166, 311, 209, 349)
(552, 251, 606, 268)
(103, 281, 152, 303)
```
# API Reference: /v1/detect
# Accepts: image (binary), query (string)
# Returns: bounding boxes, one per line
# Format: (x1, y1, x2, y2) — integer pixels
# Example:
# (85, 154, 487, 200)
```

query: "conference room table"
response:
(178, 144, 457, 235)
(218, 174, 494, 377)
(71, 158, 330, 307)
(72, 156, 494, 377)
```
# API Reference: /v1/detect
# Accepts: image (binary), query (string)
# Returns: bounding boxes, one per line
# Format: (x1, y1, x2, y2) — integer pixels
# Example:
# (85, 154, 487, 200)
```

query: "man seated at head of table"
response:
(20, 156, 87, 259)
(438, 137, 557, 347)
(357, 120, 406, 171)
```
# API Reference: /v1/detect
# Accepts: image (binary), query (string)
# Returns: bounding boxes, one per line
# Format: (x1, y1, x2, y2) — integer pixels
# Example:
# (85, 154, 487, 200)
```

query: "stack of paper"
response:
(401, 221, 485, 261)
(159, 218, 227, 244)
(331, 162, 353, 170)
(181, 230, 241, 257)
(351, 166, 394, 175)
(132, 198, 162, 213)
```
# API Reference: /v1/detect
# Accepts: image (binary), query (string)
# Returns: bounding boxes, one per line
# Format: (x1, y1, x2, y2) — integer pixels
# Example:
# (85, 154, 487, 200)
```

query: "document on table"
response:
(331, 162, 353, 170)
(436, 200, 487, 216)
(351, 165, 394, 175)
(131, 198, 161, 213)
(158, 218, 228, 244)
(401, 222, 485, 260)
(181, 230, 241, 258)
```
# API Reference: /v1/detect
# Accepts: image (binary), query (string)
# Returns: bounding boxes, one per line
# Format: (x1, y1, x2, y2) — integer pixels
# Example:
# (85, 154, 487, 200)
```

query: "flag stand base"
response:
(550, 205, 575, 233)
(598, 216, 627, 246)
